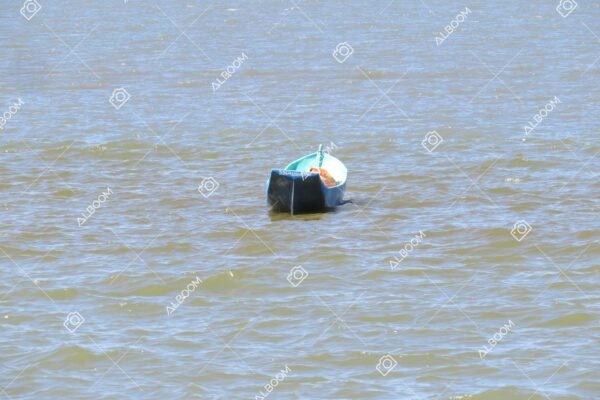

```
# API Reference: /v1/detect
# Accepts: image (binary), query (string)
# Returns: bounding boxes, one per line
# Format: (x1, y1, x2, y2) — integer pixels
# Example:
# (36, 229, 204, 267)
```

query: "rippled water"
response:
(1, 1, 599, 399)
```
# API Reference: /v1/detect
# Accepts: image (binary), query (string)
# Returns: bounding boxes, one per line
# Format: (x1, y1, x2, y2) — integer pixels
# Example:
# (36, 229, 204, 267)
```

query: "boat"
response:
(266, 145, 348, 214)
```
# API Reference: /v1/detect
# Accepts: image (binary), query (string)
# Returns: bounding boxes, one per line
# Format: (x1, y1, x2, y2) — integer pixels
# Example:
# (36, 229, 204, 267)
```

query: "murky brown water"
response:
(1, 1, 599, 398)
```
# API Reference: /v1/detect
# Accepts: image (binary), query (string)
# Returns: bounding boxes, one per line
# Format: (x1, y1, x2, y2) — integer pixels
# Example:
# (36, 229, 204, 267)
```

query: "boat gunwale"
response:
(283, 151, 347, 189)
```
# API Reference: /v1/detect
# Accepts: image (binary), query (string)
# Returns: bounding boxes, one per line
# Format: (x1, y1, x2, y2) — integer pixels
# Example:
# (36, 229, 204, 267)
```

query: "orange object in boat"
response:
(309, 167, 337, 187)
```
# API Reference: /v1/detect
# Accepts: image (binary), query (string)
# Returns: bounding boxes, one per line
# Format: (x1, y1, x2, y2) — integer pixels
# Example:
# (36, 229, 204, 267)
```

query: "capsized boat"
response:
(266, 145, 348, 214)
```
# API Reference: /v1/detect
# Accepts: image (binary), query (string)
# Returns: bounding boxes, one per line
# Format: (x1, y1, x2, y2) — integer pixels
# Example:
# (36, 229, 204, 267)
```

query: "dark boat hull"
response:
(266, 169, 346, 213)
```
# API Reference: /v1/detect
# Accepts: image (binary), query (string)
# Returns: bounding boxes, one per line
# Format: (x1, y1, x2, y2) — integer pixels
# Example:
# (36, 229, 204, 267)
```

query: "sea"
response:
(1, 0, 598, 398)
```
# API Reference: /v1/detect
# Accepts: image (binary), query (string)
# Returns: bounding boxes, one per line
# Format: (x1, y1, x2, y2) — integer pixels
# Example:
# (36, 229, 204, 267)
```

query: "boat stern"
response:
(266, 169, 325, 213)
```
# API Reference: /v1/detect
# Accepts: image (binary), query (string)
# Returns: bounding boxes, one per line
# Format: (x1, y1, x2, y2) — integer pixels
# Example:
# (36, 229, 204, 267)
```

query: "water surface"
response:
(1, 1, 599, 399)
